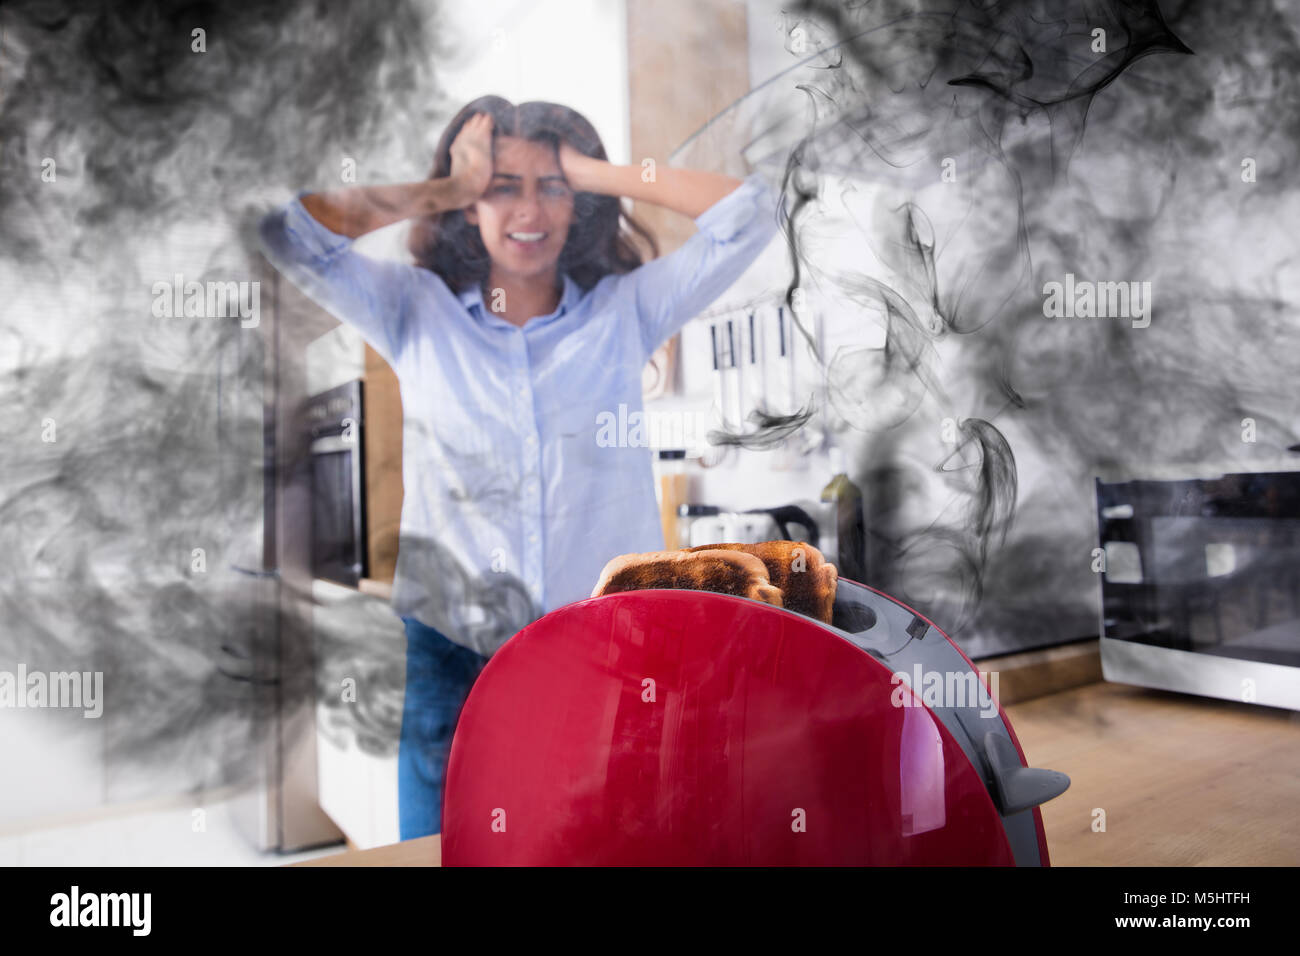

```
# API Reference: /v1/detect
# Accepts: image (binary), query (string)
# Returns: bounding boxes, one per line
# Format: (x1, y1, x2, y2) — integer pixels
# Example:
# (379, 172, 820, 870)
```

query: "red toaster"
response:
(442, 577, 1069, 865)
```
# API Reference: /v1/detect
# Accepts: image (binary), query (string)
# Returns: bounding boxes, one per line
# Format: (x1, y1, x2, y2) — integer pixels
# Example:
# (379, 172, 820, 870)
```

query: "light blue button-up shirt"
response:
(258, 172, 782, 656)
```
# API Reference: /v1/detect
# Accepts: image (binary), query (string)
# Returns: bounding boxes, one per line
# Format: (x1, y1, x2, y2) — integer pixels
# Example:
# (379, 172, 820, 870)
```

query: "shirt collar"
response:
(459, 273, 580, 330)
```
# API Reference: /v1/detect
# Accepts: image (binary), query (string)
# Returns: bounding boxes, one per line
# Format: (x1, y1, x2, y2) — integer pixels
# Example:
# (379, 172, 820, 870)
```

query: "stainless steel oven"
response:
(304, 381, 367, 587)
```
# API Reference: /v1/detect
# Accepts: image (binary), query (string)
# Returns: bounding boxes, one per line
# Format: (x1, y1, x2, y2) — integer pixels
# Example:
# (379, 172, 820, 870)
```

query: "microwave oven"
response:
(1095, 471, 1300, 710)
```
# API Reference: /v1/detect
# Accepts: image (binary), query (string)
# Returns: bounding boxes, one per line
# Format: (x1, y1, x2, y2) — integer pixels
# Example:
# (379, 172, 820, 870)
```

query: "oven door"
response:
(310, 432, 367, 586)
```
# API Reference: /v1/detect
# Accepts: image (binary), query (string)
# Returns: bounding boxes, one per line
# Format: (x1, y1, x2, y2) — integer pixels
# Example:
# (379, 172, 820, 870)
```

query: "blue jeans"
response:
(398, 616, 488, 839)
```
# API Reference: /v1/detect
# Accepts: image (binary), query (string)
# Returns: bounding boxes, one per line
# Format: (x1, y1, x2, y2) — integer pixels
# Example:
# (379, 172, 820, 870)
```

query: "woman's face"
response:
(464, 134, 575, 285)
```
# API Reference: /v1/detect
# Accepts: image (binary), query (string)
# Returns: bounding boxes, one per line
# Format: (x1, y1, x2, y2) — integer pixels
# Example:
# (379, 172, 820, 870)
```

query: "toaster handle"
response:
(983, 732, 1071, 815)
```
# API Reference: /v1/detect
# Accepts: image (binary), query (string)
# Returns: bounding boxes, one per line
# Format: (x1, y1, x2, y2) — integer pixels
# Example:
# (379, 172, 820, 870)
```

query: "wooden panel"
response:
(363, 344, 403, 585)
(626, 0, 752, 254)
(975, 640, 1104, 706)
(627, 0, 750, 394)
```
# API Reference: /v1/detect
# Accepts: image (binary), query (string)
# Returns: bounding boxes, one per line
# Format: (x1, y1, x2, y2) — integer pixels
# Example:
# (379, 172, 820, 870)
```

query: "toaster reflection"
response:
(899, 705, 947, 837)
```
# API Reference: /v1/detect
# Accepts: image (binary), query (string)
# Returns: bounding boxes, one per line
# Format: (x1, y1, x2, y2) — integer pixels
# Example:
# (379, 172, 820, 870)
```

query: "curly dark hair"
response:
(408, 95, 658, 294)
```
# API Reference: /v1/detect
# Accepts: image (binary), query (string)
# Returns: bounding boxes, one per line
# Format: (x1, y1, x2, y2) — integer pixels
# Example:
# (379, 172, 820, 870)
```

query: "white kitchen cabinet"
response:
(310, 578, 405, 849)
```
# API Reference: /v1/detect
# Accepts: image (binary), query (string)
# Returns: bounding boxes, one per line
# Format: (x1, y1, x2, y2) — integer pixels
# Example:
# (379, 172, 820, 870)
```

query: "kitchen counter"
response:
(287, 679, 1300, 866)
(1008, 679, 1300, 865)
(291, 834, 440, 866)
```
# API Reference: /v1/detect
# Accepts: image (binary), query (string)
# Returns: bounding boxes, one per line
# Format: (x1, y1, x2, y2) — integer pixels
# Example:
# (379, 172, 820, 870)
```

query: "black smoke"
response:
(0, 0, 451, 812)
(677, 0, 1300, 653)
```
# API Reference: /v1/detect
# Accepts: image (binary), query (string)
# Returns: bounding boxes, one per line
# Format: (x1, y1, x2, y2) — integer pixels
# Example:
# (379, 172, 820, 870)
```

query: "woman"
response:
(259, 95, 782, 839)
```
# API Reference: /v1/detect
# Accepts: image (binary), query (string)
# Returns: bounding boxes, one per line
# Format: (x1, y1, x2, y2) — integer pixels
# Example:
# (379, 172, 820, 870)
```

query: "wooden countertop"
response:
(1008, 679, 1300, 865)
(291, 834, 440, 867)
(289, 679, 1300, 867)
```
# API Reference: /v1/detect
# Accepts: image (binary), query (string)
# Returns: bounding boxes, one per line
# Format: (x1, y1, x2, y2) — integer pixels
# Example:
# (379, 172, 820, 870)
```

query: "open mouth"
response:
(507, 231, 548, 251)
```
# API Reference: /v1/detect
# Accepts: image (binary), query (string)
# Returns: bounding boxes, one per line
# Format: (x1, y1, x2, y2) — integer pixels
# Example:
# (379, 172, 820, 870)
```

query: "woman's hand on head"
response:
(558, 140, 599, 193)
(447, 112, 494, 208)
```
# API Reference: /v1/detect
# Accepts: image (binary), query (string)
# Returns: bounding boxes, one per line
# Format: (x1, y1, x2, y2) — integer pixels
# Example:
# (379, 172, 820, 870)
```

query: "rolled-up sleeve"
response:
(257, 193, 413, 368)
(626, 171, 783, 361)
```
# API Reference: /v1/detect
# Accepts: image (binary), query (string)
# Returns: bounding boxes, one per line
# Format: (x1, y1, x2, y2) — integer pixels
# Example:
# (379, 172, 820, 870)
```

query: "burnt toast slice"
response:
(591, 548, 783, 608)
(683, 540, 838, 624)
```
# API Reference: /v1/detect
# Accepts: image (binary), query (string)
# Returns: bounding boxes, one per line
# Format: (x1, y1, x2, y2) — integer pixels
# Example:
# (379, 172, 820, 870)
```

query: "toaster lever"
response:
(983, 732, 1071, 816)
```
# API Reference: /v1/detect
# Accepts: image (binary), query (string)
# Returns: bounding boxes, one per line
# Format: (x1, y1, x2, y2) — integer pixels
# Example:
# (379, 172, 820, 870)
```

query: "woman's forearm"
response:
(299, 177, 474, 239)
(568, 152, 743, 220)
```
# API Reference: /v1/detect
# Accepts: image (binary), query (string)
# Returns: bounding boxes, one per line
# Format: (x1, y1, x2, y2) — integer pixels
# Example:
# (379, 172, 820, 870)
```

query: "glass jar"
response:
(655, 449, 688, 550)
